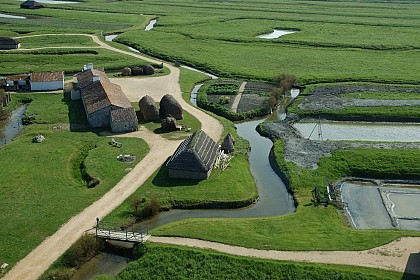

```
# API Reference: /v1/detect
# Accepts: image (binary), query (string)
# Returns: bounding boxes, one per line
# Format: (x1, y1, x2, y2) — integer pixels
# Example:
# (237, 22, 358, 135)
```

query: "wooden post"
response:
(96, 217, 99, 236)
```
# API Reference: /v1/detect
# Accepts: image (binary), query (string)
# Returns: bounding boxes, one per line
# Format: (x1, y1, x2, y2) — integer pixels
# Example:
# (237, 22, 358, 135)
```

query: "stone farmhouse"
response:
(166, 130, 219, 180)
(72, 64, 138, 133)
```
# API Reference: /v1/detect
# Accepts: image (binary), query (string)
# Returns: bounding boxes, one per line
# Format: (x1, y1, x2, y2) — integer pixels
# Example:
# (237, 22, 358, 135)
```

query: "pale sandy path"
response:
(150, 236, 420, 276)
(231, 81, 246, 113)
(3, 34, 222, 280)
(3, 130, 181, 280)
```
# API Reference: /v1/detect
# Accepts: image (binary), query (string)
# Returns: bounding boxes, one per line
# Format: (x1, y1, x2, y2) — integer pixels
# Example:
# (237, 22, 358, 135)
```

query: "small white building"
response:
(29, 71, 64, 91)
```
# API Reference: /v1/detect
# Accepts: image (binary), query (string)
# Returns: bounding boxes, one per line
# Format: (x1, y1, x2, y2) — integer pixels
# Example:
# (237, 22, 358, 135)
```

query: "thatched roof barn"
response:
(160, 94, 183, 120)
(20, 0, 44, 9)
(166, 130, 219, 180)
(139, 95, 159, 121)
(161, 116, 177, 131)
(0, 37, 20, 50)
(221, 133, 235, 154)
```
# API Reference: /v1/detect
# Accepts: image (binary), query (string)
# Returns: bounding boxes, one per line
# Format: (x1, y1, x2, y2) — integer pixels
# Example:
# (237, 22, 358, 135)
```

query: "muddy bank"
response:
(298, 84, 420, 111)
(259, 118, 420, 170)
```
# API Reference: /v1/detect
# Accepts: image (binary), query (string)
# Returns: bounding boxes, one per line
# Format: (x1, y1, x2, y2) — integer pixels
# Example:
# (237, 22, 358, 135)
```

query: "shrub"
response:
(42, 268, 74, 280)
(60, 234, 104, 268)
(207, 83, 238, 95)
(218, 96, 230, 104)
(141, 197, 160, 218)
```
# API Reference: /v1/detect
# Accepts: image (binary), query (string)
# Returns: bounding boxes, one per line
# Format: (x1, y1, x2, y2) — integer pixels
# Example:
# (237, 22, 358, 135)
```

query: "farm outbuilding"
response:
(74, 64, 138, 132)
(0, 37, 20, 50)
(166, 130, 219, 180)
(139, 95, 159, 121)
(20, 0, 44, 9)
(159, 94, 183, 120)
(29, 71, 64, 91)
(110, 108, 138, 133)
(221, 133, 235, 154)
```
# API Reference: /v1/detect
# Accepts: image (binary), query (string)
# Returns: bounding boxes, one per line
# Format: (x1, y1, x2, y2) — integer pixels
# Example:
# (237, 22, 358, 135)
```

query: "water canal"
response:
(0, 105, 26, 147)
(0, 13, 26, 19)
(73, 68, 295, 279)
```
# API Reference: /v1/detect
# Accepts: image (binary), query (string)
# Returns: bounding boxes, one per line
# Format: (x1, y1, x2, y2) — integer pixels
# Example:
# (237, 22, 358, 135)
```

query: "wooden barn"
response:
(20, 0, 44, 9)
(29, 71, 64, 91)
(0, 37, 20, 50)
(166, 130, 219, 180)
(74, 65, 138, 133)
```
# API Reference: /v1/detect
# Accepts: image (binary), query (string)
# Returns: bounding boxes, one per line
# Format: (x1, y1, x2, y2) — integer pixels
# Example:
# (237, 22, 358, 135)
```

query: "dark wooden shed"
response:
(166, 130, 219, 180)
(20, 0, 44, 9)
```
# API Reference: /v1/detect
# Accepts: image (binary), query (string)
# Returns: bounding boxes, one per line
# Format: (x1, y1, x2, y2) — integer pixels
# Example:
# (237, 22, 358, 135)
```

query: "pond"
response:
(0, 105, 26, 147)
(294, 121, 420, 142)
(0, 13, 26, 19)
(340, 181, 420, 230)
(104, 34, 118, 42)
(145, 19, 157, 31)
(257, 29, 296, 39)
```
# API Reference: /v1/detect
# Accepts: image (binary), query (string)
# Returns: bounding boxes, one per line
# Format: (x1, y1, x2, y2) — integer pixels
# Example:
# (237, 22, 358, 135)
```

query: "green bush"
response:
(60, 234, 104, 269)
(207, 83, 239, 95)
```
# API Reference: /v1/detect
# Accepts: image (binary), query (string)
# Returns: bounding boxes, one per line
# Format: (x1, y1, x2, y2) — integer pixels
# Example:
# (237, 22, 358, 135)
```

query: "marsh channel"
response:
(0, 105, 26, 147)
(73, 68, 296, 279)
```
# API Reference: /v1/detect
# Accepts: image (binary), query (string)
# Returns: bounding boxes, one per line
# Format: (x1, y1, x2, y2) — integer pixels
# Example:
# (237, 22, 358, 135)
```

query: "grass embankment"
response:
(0, 93, 149, 269)
(17, 35, 99, 48)
(151, 140, 420, 251)
(0, 4, 151, 34)
(289, 83, 420, 121)
(103, 67, 257, 226)
(112, 0, 420, 84)
(114, 244, 413, 280)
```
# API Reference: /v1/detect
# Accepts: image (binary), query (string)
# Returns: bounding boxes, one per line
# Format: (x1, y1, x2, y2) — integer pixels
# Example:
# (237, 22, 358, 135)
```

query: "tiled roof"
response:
(76, 69, 108, 89)
(0, 37, 19, 45)
(81, 80, 132, 115)
(110, 108, 137, 122)
(166, 130, 219, 172)
(30, 71, 63, 82)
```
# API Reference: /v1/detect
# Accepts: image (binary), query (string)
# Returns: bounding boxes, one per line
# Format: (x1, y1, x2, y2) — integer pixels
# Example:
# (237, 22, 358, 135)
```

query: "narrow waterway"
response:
(0, 105, 26, 147)
(257, 29, 296, 39)
(74, 67, 295, 279)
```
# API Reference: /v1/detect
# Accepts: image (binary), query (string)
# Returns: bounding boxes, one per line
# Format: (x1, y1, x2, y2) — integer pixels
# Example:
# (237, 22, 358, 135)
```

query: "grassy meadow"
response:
(152, 141, 420, 250)
(104, 68, 257, 226)
(0, 93, 149, 268)
(113, 244, 414, 280)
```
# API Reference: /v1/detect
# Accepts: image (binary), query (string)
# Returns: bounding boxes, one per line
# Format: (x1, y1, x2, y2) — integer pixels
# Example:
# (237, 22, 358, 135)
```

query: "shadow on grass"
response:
(62, 91, 90, 132)
(152, 162, 201, 187)
(402, 252, 420, 280)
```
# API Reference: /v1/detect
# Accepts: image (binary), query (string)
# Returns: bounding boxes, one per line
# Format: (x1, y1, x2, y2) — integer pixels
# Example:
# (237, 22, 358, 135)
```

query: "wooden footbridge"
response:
(94, 219, 150, 243)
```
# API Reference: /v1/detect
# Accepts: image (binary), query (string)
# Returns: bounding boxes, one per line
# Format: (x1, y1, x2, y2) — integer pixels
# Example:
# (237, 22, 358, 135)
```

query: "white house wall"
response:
(30, 80, 64, 91)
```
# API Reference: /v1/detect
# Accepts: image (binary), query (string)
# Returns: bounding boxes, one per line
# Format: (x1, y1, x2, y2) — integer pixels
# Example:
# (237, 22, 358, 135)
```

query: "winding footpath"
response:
(3, 34, 222, 280)
(3, 34, 420, 279)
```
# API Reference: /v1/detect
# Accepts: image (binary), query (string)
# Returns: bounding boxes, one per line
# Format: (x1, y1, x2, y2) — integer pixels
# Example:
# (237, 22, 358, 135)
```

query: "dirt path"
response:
(149, 236, 420, 276)
(231, 81, 246, 113)
(3, 34, 222, 280)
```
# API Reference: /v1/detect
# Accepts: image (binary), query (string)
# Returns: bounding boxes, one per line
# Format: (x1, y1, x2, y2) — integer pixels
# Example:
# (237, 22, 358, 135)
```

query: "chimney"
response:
(92, 75, 100, 82)
(87, 63, 94, 70)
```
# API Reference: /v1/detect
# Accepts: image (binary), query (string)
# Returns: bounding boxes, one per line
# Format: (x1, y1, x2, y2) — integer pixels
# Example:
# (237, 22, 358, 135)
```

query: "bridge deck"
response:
(96, 228, 150, 243)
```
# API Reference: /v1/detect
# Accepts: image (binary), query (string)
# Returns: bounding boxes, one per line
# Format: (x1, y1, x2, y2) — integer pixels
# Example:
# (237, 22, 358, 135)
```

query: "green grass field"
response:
(152, 141, 420, 250)
(0, 93, 149, 268)
(113, 244, 415, 280)
(17, 35, 99, 48)
(103, 67, 257, 226)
